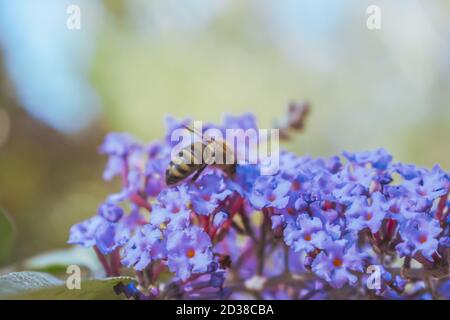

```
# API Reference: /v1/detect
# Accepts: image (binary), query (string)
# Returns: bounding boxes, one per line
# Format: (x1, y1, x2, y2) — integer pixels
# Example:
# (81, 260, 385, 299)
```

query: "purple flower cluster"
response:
(68, 113, 449, 300)
(264, 149, 449, 290)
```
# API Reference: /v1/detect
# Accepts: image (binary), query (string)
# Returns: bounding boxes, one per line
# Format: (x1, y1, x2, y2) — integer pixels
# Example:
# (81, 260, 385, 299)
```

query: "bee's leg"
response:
(191, 165, 207, 182)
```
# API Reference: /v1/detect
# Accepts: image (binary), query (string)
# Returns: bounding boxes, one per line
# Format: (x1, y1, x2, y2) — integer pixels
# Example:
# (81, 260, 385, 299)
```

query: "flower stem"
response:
(94, 246, 113, 277)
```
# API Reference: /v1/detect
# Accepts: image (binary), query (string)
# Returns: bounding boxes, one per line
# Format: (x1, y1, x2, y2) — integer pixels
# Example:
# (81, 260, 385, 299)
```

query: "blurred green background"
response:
(0, 0, 449, 265)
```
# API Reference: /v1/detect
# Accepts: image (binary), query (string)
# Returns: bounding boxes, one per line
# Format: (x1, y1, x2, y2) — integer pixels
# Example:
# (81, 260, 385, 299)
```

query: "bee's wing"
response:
(182, 124, 234, 161)
(182, 124, 215, 144)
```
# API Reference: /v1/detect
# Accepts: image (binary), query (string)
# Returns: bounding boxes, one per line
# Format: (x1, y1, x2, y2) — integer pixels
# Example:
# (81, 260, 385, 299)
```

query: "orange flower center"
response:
(303, 234, 312, 241)
(323, 201, 334, 211)
(186, 248, 196, 258)
(267, 194, 276, 202)
(291, 181, 301, 191)
(418, 189, 427, 196)
(419, 234, 427, 244)
(389, 205, 399, 214)
(171, 207, 181, 214)
(365, 212, 373, 221)
(333, 258, 343, 267)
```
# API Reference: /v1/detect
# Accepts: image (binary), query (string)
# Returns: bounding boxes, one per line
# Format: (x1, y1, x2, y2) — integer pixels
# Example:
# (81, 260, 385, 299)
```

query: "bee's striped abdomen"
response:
(165, 143, 204, 186)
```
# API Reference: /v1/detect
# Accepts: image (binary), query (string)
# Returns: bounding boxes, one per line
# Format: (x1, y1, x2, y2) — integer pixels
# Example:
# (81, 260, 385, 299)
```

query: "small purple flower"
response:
(106, 168, 143, 204)
(222, 113, 257, 131)
(188, 173, 233, 216)
(121, 224, 167, 270)
(278, 151, 305, 178)
(283, 213, 330, 253)
(392, 163, 421, 180)
(150, 186, 191, 230)
(396, 217, 442, 261)
(403, 165, 449, 201)
(98, 203, 124, 222)
(68, 215, 103, 248)
(69, 216, 123, 254)
(345, 192, 387, 234)
(99, 132, 140, 157)
(151, 206, 191, 231)
(385, 195, 428, 222)
(145, 142, 171, 197)
(280, 171, 316, 211)
(323, 156, 343, 174)
(166, 226, 213, 280)
(99, 132, 143, 181)
(311, 239, 367, 288)
(334, 163, 377, 190)
(343, 148, 392, 170)
(68, 209, 143, 254)
(249, 175, 290, 210)
(157, 185, 191, 212)
(233, 164, 261, 196)
(103, 156, 127, 181)
(310, 202, 339, 224)
(96, 209, 143, 254)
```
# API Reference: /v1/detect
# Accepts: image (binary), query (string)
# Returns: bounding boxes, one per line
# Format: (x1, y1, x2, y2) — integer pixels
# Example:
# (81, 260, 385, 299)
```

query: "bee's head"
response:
(165, 169, 185, 186)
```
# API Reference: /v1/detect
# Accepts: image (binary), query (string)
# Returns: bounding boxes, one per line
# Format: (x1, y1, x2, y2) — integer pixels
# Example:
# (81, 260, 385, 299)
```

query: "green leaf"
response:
(0, 271, 135, 300)
(0, 207, 15, 265)
(0, 271, 63, 296)
(24, 247, 105, 277)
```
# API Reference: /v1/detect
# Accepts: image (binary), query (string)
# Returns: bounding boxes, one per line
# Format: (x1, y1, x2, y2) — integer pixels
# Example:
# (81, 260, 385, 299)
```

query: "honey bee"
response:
(165, 124, 236, 186)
